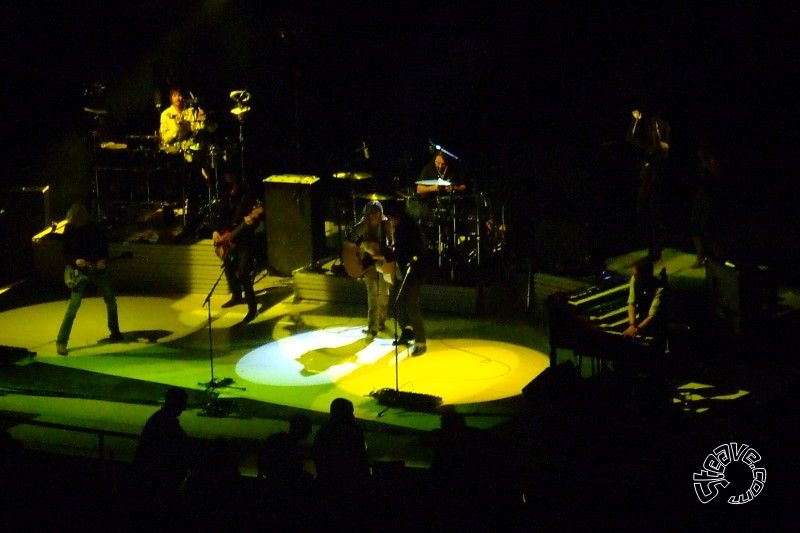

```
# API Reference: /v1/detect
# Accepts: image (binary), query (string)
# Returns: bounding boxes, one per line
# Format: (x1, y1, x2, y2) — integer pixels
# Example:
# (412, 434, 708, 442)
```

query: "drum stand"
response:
(196, 146, 222, 231)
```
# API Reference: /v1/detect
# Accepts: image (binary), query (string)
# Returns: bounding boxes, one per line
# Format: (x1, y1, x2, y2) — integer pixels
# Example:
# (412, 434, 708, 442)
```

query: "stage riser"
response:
(33, 239, 229, 294)
(292, 271, 481, 316)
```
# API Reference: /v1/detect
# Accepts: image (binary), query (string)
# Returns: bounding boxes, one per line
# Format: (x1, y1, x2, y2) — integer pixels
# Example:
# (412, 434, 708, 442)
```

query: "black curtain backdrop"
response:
(2, 2, 797, 276)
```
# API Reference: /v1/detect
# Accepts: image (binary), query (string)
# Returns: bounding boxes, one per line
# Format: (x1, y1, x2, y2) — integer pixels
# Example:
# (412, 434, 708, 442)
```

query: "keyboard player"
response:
(622, 257, 665, 342)
(546, 257, 666, 375)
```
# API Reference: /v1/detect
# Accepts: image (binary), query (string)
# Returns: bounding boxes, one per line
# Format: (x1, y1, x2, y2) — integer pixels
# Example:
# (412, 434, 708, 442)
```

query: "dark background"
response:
(2, 2, 798, 278)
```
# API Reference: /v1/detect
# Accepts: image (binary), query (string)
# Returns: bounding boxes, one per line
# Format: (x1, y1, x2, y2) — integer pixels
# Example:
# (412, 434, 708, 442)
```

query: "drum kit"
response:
(88, 87, 251, 231)
(334, 171, 507, 282)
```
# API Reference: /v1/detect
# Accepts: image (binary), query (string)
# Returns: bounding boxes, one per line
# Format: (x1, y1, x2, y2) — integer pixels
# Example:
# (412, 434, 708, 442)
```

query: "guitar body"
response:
(213, 205, 263, 261)
(342, 242, 368, 278)
(214, 232, 234, 260)
(342, 242, 394, 284)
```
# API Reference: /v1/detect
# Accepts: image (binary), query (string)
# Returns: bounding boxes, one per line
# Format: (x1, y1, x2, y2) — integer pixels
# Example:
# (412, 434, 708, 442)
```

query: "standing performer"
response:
(56, 202, 122, 355)
(387, 203, 429, 356)
(212, 167, 263, 324)
(627, 108, 670, 261)
(343, 201, 394, 341)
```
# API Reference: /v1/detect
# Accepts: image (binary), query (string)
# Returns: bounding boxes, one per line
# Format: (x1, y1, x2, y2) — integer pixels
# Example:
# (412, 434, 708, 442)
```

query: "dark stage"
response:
(2, 2, 798, 528)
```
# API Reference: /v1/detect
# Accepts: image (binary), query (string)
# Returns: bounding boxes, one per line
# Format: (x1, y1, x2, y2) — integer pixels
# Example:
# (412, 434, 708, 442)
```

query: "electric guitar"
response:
(213, 205, 264, 260)
(64, 251, 133, 289)
(342, 240, 395, 284)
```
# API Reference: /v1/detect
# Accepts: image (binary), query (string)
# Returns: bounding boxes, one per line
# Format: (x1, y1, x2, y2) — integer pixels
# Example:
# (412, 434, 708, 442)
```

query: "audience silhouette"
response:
(312, 398, 372, 527)
(183, 438, 246, 529)
(129, 387, 190, 525)
(256, 414, 315, 528)
(428, 408, 520, 530)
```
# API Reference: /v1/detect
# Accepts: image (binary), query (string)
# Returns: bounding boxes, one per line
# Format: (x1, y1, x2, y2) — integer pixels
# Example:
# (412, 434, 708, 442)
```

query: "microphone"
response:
(362, 140, 370, 160)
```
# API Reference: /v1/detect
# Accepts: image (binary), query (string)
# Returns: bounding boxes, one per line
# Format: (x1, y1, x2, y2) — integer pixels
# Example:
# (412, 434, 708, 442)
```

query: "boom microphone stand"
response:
(199, 263, 245, 416)
(374, 257, 441, 414)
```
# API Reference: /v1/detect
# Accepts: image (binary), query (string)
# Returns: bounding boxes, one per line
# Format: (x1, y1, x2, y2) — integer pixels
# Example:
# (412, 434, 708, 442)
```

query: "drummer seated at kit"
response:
(159, 87, 207, 154)
(416, 151, 467, 195)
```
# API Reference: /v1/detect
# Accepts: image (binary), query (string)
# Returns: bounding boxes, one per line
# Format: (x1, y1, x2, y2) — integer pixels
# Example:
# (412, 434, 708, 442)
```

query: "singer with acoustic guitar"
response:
(342, 200, 394, 341)
(213, 167, 262, 324)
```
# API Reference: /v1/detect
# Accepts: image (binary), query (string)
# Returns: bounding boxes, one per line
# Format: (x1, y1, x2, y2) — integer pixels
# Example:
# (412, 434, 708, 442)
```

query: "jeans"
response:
(390, 267, 425, 343)
(57, 271, 119, 345)
(364, 268, 390, 332)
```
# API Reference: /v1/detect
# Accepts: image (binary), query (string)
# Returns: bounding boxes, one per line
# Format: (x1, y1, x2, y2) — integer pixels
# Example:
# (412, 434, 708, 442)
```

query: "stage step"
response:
(33, 237, 232, 295)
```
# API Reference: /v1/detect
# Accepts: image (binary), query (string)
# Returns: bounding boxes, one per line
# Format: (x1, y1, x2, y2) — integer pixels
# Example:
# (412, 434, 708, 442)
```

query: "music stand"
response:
(199, 263, 245, 417)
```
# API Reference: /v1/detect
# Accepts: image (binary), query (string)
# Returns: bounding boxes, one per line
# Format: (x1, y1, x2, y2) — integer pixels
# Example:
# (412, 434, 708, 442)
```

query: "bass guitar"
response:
(213, 205, 264, 260)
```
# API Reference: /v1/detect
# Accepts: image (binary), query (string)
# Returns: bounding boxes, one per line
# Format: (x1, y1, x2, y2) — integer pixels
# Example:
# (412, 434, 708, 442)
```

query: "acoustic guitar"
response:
(213, 205, 264, 260)
(342, 240, 395, 284)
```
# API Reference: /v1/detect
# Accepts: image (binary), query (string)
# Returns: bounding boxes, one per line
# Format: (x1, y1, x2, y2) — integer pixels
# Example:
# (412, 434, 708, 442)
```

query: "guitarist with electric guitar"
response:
(342, 200, 395, 340)
(212, 167, 263, 324)
(56, 202, 124, 356)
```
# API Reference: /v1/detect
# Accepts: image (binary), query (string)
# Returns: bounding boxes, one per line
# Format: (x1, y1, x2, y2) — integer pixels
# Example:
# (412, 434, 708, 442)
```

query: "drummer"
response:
(416, 150, 467, 195)
(158, 86, 208, 233)
(159, 86, 207, 154)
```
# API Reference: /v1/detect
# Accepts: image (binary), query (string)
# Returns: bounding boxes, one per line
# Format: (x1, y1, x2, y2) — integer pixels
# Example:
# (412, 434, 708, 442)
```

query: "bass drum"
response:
(404, 193, 434, 222)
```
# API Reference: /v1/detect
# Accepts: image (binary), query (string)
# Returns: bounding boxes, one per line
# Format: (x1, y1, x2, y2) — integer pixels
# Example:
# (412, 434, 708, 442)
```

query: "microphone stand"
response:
(378, 259, 414, 417)
(199, 262, 245, 417)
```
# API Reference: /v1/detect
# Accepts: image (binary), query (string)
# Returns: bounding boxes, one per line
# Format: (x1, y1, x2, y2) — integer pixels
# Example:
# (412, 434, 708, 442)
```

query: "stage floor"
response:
(2, 247, 797, 482)
(0, 270, 551, 471)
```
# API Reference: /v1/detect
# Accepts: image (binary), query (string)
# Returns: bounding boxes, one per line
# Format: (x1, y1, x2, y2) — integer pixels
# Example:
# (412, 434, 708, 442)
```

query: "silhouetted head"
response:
(289, 413, 312, 441)
(163, 387, 188, 415)
(440, 408, 467, 434)
(329, 397, 355, 423)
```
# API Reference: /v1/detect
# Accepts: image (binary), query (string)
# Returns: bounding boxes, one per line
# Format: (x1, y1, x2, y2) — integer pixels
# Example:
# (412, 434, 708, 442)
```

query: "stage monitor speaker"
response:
(263, 175, 325, 276)
(706, 259, 777, 334)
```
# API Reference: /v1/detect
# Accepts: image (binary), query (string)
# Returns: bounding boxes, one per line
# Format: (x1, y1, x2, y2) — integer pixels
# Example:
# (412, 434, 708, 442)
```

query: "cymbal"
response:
(357, 192, 393, 201)
(332, 171, 373, 180)
(415, 178, 451, 186)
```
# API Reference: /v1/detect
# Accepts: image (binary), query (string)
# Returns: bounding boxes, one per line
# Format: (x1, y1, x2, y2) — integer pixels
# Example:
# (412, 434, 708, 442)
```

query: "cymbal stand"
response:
(198, 146, 222, 231)
(229, 89, 252, 184)
(235, 115, 246, 184)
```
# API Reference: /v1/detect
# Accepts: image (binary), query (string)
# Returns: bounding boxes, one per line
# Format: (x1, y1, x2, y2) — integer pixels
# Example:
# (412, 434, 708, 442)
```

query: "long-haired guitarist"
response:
(212, 167, 263, 323)
(56, 201, 123, 355)
(342, 200, 394, 341)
